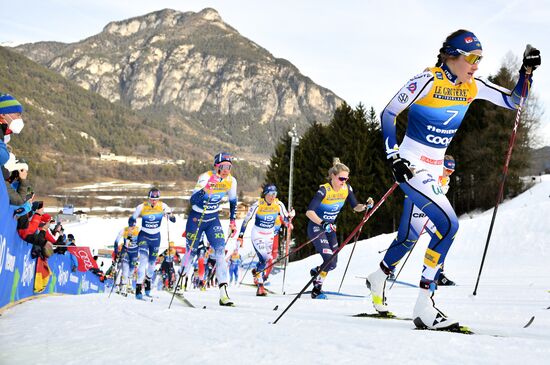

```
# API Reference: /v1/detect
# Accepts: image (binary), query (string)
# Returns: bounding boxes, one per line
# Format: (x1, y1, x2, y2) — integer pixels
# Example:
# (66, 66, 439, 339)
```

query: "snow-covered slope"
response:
(1, 177, 549, 364)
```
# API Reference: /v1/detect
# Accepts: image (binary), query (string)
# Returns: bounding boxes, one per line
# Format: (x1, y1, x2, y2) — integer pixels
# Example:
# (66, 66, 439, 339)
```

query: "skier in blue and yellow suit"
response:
(366, 29, 541, 330)
(129, 187, 176, 299)
(183, 152, 238, 306)
(306, 159, 372, 299)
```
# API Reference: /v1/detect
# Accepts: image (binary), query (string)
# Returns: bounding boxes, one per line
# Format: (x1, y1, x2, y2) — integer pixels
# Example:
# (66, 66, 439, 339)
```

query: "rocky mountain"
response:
(14, 8, 344, 155)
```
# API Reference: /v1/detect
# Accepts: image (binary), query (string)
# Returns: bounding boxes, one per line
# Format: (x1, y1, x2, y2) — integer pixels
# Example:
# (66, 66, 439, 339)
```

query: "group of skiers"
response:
(108, 29, 541, 331)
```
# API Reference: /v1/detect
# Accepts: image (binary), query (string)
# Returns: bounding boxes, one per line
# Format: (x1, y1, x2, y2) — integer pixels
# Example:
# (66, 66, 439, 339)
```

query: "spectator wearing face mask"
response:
(0, 94, 24, 166)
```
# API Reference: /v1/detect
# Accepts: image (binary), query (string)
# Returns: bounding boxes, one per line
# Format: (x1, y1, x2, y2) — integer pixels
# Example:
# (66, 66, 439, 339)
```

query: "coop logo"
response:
(70, 274, 79, 283)
(21, 253, 36, 287)
(90, 283, 98, 291)
(57, 262, 69, 286)
(77, 250, 94, 270)
(426, 135, 453, 146)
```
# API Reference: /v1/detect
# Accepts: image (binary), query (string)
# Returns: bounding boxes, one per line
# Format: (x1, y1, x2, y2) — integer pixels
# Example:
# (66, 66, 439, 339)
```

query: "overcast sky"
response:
(2, 0, 549, 145)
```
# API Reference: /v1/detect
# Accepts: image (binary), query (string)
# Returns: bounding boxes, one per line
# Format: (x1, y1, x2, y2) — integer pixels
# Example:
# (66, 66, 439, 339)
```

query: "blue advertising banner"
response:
(0, 183, 104, 310)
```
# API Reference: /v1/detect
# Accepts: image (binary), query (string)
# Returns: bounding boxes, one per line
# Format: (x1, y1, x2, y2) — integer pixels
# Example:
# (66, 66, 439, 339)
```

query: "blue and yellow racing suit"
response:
(380, 64, 532, 286)
(307, 182, 359, 272)
(183, 171, 238, 285)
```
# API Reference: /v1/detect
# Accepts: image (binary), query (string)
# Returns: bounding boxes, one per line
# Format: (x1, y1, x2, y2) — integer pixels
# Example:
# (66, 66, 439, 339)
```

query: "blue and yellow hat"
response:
(444, 31, 482, 55)
(0, 94, 23, 114)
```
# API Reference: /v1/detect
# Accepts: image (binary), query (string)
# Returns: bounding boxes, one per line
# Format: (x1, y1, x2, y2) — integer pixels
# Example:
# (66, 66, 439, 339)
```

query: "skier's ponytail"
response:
(327, 158, 350, 181)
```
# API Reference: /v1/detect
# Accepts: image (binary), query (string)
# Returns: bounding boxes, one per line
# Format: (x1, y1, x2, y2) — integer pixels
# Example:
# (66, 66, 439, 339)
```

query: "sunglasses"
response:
(337, 176, 349, 182)
(217, 164, 232, 171)
(456, 49, 483, 65)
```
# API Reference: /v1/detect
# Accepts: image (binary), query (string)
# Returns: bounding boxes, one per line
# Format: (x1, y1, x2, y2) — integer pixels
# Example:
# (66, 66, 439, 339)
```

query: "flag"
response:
(34, 257, 51, 293)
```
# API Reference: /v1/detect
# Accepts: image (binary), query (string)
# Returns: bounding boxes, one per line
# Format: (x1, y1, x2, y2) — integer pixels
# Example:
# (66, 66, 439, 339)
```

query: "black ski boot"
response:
(135, 284, 143, 300)
(436, 272, 456, 286)
(311, 283, 327, 299)
(144, 276, 152, 297)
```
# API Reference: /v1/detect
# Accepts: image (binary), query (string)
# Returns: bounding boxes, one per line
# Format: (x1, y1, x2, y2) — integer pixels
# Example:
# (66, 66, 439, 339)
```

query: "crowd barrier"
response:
(0, 183, 104, 310)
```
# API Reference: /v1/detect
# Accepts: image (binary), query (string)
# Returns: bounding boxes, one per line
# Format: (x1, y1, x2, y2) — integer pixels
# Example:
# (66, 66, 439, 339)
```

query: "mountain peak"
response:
(102, 8, 225, 37)
(196, 7, 222, 22)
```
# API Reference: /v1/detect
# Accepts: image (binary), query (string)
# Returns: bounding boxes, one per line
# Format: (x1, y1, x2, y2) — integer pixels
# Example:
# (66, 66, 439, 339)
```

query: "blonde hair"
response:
(327, 157, 350, 181)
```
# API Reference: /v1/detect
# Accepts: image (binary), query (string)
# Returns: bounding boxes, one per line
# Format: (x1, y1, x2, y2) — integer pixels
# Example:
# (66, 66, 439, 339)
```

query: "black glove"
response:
(0, 123, 6, 139)
(390, 155, 414, 183)
(522, 45, 541, 72)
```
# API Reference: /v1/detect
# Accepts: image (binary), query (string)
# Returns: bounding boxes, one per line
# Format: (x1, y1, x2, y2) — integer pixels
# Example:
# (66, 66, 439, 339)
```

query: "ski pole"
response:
(473, 66, 532, 296)
(204, 235, 232, 287)
(281, 220, 292, 294)
(337, 202, 373, 293)
(238, 252, 257, 287)
(388, 219, 429, 290)
(273, 183, 398, 324)
(169, 192, 213, 309)
(258, 231, 323, 277)
(108, 253, 122, 298)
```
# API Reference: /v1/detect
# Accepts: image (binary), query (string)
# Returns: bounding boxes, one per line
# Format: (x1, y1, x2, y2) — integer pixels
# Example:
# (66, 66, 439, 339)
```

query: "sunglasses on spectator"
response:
(456, 49, 483, 65)
(337, 176, 349, 182)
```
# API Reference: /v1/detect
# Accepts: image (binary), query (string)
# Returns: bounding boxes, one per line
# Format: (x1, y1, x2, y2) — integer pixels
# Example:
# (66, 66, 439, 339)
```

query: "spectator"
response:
(0, 94, 24, 166)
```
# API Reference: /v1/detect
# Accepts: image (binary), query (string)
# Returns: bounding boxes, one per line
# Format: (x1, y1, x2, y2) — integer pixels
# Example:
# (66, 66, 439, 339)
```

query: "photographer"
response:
(4, 154, 33, 210)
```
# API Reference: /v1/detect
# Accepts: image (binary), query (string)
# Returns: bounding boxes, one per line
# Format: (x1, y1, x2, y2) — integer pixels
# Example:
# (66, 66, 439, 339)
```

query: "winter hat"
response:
(41, 213, 51, 223)
(214, 152, 232, 166)
(0, 94, 23, 115)
(263, 184, 277, 196)
(444, 31, 482, 55)
(4, 153, 29, 172)
(148, 187, 160, 200)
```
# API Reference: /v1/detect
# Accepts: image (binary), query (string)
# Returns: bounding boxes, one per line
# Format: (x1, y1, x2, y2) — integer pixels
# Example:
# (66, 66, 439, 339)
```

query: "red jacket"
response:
(44, 230, 57, 244)
(18, 213, 42, 240)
